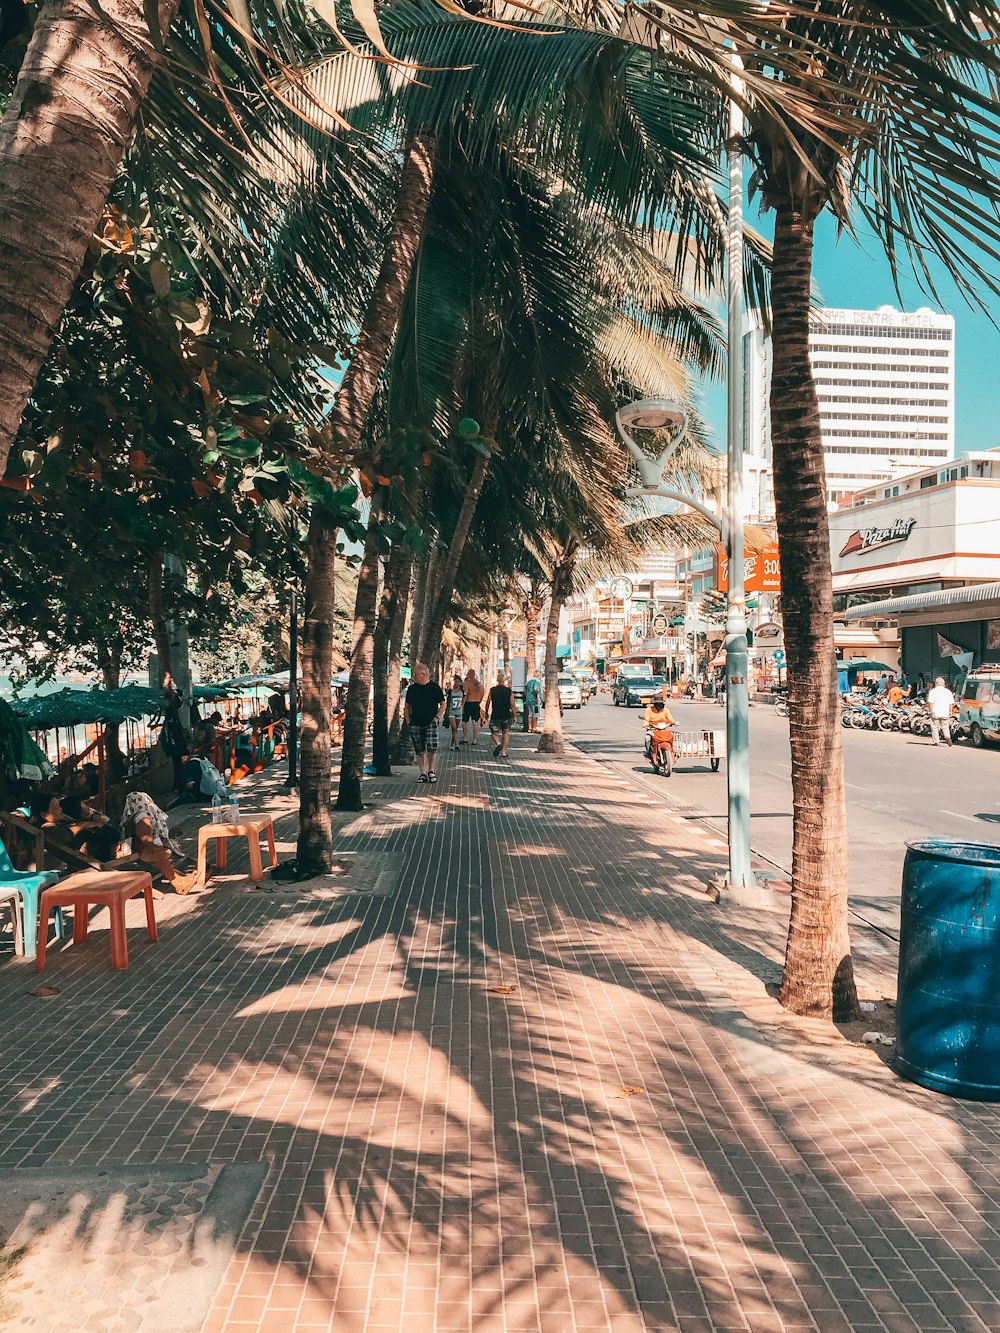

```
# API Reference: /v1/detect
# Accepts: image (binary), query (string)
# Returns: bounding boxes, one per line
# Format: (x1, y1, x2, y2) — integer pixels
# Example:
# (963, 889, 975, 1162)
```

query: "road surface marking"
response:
(940, 809, 979, 823)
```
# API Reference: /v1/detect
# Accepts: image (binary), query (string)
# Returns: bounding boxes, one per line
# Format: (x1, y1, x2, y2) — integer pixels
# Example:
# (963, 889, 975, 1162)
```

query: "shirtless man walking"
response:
(461, 669, 485, 745)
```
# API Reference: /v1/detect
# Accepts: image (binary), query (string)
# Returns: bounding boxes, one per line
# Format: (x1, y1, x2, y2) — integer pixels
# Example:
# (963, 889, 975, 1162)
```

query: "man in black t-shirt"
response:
(485, 671, 517, 758)
(404, 662, 447, 783)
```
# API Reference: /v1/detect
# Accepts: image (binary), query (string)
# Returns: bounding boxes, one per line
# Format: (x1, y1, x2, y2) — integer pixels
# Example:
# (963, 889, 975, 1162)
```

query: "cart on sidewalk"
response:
(672, 728, 725, 773)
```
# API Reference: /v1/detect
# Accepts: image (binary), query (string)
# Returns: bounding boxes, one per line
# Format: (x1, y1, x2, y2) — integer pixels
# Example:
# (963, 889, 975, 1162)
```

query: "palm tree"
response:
(1, 0, 811, 482)
(728, 4, 1000, 1020)
(559, 0, 1000, 1019)
(297, 133, 435, 853)
(312, 8, 750, 830)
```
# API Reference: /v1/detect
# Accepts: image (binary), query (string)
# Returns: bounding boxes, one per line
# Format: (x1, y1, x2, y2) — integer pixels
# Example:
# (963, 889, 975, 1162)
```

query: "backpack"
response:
(197, 758, 228, 800)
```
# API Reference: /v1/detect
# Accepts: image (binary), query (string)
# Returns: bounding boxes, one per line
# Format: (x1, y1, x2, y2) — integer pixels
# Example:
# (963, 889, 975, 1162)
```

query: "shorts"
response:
(525, 702, 539, 718)
(490, 715, 512, 735)
(408, 722, 439, 754)
(463, 701, 482, 722)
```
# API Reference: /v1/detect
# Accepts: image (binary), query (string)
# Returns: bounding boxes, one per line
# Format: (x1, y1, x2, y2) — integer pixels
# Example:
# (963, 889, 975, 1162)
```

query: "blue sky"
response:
(701, 212, 1000, 455)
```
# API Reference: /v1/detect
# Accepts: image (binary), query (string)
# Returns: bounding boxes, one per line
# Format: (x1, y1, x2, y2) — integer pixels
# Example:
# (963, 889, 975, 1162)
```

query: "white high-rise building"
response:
(742, 304, 955, 508)
(741, 322, 774, 522)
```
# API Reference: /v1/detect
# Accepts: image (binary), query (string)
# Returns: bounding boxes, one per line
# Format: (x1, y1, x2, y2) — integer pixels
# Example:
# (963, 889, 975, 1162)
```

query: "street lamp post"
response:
(722, 73, 754, 889)
(617, 395, 754, 887)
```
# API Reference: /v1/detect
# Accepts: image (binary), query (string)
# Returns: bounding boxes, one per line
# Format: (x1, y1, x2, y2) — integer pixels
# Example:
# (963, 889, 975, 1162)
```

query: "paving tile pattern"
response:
(1, 738, 999, 1332)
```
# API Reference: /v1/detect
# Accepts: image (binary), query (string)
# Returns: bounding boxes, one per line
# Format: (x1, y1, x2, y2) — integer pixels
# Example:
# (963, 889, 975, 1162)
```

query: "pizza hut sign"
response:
(840, 517, 916, 559)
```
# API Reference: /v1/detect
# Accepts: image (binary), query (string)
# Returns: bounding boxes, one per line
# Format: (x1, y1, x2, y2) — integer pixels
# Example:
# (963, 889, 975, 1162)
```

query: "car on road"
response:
(558, 674, 583, 709)
(613, 675, 660, 707)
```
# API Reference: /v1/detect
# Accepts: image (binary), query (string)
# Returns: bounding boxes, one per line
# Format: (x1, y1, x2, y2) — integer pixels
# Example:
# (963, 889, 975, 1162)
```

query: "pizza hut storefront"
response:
(831, 472, 1000, 681)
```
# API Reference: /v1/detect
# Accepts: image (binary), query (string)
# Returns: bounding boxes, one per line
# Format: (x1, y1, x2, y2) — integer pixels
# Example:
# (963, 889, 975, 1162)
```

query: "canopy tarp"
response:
(8, 685, 168, 729)
(842, 659, 893, 674)
(0, 698, 55, 783)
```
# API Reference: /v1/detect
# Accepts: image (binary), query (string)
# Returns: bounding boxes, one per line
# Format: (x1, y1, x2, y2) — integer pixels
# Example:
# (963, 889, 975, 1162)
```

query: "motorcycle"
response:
(647, 720, 675, 776)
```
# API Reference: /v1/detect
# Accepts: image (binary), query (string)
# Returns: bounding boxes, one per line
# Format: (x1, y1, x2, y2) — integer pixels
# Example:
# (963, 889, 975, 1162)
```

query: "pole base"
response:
(706, 872, 783, 911)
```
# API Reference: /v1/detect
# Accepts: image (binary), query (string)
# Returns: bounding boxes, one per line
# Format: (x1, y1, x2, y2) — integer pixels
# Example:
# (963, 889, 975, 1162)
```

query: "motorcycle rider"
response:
(643, 693, 676, 757)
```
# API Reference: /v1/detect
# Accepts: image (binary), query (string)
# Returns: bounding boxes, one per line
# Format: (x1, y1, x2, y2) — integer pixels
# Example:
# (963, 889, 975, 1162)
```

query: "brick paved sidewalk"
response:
(1, 734, 999, 1333)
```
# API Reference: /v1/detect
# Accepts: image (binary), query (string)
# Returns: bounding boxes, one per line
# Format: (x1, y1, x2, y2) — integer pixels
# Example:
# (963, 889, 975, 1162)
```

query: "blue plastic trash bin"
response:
(897, 839, 1000, 1101)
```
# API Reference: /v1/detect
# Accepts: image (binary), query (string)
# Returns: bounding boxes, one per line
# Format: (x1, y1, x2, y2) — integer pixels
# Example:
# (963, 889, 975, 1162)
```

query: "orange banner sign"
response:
(716, 544, 781, 594)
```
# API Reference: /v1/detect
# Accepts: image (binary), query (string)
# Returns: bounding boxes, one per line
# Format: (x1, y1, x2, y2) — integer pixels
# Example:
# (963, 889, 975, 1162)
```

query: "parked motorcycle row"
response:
(840, 695, 960, 738)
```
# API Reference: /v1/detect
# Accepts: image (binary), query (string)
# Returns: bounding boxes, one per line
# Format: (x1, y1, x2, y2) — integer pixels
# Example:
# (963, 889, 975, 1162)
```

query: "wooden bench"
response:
(1, 811, 144, 876)
(35, 870, 157, 972)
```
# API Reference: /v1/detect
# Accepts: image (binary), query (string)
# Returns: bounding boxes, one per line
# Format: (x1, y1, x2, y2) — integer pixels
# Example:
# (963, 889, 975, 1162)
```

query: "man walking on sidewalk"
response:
(485, 672, 517, 759)
(927, 676, 956, 747)
(405, 663, 447, 782)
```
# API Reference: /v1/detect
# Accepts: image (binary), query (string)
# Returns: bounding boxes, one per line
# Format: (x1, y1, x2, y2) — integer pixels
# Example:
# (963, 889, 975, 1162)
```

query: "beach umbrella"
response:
(0, 698, 55, 783)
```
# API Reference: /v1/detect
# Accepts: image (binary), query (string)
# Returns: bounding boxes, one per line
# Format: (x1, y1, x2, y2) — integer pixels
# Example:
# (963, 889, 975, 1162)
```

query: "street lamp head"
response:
(616, 397, 686, 434)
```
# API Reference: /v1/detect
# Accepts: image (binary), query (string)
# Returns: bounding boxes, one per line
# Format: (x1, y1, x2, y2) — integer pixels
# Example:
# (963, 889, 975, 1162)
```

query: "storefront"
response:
(844, 583, 1000, 683)
(833, 450, 1000, 680)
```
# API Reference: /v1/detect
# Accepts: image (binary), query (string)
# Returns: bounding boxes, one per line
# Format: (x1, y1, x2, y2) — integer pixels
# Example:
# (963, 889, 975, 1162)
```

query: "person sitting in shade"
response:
(121, 792, 198, 894)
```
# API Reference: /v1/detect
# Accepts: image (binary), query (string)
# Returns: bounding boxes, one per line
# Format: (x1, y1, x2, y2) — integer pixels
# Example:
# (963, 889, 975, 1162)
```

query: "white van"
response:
(959, 667, 1000, 747)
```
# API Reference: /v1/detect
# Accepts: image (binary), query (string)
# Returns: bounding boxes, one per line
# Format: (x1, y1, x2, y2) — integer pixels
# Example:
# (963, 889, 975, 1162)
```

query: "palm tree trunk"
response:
(408, 551, 429, 666)
(97, 640, 126, 781)
(296, 510, 339, 868)
(336, 490, 385, 810)
(769, 202, 860, 1022)
(374, 542, 413, 774)
(421, 450, 491, 675)
(537, 576, 568, 756)
(415, 541, 440, 664)
(296, 132, 435, 867)
(147, 546, 185, 784)
(0, 0, 180, 476)
(148, 549, 172, 689)
(524, 581, 542, 671)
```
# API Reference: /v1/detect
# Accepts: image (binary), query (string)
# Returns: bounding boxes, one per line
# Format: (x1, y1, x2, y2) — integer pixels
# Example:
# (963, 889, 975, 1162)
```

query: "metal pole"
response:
(286, 586, 299, 788)
(724, 69, 754, 889)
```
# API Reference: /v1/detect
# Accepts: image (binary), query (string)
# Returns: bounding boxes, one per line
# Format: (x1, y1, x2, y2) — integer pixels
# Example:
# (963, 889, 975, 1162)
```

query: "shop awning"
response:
(843, 582, 1000, 621)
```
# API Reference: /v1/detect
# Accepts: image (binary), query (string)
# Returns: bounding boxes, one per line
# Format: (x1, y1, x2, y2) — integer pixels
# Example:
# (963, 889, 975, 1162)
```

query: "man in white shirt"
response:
(926, 676, 956, 747)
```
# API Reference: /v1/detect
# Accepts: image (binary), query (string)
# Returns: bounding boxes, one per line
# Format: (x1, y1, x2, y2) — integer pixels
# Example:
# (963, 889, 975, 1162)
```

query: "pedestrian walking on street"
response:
(927, 676, 956, 747)
(446, 674, 464, 750)
(486, 672, 516, 758)
(405, 663, 447, 782)
(524, 670, 542, 734)
(461, 669, 485, 745)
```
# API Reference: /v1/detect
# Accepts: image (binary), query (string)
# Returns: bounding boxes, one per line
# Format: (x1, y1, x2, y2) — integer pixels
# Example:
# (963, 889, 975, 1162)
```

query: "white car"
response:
(558, 674, 583, 709)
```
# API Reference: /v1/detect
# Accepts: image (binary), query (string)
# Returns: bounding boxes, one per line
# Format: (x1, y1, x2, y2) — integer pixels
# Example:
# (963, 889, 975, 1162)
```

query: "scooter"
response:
(647, 720, 675, 776)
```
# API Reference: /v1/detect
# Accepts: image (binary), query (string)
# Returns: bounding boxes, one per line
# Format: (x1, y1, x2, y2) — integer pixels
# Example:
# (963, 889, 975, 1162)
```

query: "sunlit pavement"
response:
(1, 738, 999, 1332)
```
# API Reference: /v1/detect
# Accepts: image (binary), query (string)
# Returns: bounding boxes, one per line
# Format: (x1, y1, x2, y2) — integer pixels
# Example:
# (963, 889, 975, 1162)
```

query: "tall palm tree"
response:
(732, 4, 1000, 1019)
(565, 0, 1000, 1019)
(309, 7, 751, 828)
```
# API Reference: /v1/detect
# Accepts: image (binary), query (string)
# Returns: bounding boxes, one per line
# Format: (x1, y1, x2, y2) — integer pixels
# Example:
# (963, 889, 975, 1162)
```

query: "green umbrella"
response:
(0, 697, 55, 783)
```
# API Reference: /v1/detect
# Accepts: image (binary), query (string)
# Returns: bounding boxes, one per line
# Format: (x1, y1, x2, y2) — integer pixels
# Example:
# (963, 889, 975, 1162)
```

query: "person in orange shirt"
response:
(642, 694, 676, 757)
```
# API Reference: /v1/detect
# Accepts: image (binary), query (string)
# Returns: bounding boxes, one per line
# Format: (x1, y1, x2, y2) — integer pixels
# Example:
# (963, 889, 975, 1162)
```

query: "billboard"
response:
(716, 544, 781, 594)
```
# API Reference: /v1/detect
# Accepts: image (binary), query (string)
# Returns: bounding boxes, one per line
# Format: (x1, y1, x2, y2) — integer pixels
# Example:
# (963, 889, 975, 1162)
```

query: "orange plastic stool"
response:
(35, 871, 157, 972)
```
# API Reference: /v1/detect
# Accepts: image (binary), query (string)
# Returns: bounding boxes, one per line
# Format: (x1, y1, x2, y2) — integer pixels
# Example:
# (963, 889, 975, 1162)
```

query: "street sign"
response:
(651, 611, 668, 634)
(773, 649, 786, 665)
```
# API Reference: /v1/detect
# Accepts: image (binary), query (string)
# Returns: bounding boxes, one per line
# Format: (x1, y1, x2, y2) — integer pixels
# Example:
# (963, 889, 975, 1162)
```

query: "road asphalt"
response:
(565, 691, 1000, 931)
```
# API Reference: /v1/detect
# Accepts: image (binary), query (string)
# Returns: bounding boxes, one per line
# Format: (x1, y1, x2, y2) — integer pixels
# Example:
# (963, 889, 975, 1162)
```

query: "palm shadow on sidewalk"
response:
(2, 746, 999, 1329)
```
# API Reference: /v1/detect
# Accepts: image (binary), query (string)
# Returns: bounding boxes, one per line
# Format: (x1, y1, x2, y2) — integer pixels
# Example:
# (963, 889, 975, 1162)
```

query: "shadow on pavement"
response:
(1, 739, 999, 1330)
